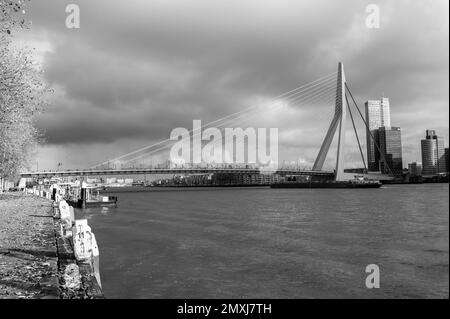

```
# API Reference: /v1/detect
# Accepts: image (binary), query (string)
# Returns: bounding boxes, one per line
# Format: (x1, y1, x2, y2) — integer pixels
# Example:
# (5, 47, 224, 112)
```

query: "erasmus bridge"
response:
(21, 63, 393, 181)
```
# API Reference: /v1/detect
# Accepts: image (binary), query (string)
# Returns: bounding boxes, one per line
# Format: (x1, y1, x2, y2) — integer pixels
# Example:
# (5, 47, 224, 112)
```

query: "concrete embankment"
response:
(0, 192, 103, 299)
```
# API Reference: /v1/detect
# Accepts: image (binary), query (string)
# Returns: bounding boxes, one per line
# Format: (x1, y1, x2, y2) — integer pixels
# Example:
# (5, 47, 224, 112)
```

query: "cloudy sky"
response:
(15, 0, 449, 170)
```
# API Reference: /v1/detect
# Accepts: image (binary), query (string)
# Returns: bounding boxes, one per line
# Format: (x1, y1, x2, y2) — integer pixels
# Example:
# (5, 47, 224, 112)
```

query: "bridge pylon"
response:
(312, 62, 347, 181)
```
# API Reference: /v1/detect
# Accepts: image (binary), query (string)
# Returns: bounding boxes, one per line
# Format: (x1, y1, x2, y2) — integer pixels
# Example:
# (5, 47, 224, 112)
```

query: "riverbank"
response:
(0, 192, 103, 299)
(0, 193, 58, 299)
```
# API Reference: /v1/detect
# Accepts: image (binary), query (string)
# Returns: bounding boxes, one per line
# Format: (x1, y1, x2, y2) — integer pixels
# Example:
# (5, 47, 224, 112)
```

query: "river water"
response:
(76, 183, 449, 298)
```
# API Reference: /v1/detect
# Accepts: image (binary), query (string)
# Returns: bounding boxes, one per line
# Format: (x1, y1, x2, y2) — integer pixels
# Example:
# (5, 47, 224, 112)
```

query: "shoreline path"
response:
(0, 193, 59, 299)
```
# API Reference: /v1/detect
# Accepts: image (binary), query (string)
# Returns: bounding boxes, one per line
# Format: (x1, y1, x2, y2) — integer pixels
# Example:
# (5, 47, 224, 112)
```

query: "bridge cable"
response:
(289, 85, 336, 106)
(288, 81, 335, 102)
(120, 100, 290, 165)
(345, 84, 396, 177)
(283, 75, 337, 101)
(122, 86, 338, 167)
(109, 75, 338, 166)
(345, 93, 367, 171)
(90, 72, 337, 168)
(120, 103, 286, 165)
(131, 80, 337, 165)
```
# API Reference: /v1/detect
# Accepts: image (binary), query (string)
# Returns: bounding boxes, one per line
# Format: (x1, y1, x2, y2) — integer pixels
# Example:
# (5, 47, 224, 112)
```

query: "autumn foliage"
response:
(1, 0, 49, 183)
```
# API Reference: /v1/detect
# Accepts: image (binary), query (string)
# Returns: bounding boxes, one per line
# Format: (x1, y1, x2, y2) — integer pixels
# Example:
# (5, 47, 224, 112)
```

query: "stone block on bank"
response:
(63, 263, 81, 290)
(78, 261, 104, 298)
(72, 219, 99, 261)
(59, 200, 74, 230)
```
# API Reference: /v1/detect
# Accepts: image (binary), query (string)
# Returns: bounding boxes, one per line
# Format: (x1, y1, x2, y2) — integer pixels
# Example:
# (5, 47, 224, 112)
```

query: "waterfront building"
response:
(86, 177, 101, 184)
(106, 177, 116, 184)
(408, 162, 422, 176)
(365, 97, 391, 171)
(421, 130, 446, 175)
(445, 147, 449, 173)
(378, 126, 403, 176)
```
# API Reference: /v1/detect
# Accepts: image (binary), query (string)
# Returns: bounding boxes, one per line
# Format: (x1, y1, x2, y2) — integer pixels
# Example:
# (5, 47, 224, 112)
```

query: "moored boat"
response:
(66, 185, 118, 208)
(270, 175, 382, 189)
(67, 195, 118, 208)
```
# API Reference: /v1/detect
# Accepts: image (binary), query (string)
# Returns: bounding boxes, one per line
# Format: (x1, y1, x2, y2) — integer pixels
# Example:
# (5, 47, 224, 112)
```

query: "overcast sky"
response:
(15, 0, 449, 170)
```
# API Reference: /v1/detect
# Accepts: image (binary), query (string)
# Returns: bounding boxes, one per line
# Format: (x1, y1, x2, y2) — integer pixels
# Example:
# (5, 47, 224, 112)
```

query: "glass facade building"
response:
(365, 98, 392, 171)
(378, 126, 403, 176)
(421, 130, 446, 175)
(445, 148, 449, 173)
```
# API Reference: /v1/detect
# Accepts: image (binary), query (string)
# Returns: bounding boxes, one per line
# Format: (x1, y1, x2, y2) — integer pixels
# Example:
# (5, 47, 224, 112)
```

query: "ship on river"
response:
(66, 184, 118, 208)
(270, 176, 382, 189)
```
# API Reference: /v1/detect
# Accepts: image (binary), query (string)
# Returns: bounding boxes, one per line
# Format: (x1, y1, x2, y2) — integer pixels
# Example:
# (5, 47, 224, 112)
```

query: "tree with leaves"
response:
(1, 0, 49, 189)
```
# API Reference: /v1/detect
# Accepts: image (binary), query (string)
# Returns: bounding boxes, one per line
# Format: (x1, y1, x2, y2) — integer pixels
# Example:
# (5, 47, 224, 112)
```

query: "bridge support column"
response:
(312, 62, 347, 181)
(80, 181, 87, 209)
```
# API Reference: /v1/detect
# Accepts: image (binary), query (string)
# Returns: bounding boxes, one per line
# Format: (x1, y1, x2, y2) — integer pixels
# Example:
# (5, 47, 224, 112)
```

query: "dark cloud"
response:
(16, 0, 449, 169)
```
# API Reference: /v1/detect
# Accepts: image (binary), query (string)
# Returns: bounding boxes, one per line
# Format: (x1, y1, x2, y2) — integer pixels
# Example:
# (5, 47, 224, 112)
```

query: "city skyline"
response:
(11, 0, 449, 170)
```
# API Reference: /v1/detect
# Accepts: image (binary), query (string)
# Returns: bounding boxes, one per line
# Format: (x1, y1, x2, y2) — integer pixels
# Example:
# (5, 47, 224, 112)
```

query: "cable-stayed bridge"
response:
(21, 63, 394, 181)
(20, 168, 335, 179)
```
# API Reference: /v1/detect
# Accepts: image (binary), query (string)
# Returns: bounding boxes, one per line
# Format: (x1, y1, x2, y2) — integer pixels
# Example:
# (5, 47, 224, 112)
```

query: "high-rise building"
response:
(437, 139, 446, 173)
(380, 97, 391, 127)
(365, 97, 391, 171)
(366, 100, 382, 130)
(408, 162, 422, 176)
(421, 130, 446, 175)
(445, 147, 449, 173)
(421, 138, 437, 175)
(378, 126, 403, 176)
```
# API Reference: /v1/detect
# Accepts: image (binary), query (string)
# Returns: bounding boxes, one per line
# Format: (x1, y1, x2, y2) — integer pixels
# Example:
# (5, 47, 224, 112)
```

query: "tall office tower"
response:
(445, 148, 450, 173)
(427, 129, 445, 173)
(378, 126, 403, 176)
(437, 137, 446, 173)
(421, 137, 437, 175)
(380, 97, 391, 127)
(365, 97, 391, 171)
(421, 130, 446, 175)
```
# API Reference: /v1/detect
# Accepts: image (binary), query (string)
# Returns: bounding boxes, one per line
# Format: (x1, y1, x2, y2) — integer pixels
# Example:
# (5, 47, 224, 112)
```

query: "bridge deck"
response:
(21, 168, 335, 178)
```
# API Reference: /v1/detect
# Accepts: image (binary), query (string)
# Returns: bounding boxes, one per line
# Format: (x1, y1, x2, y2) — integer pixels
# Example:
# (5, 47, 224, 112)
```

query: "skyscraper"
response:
(421, 130, 446, 175)
(380, 97, 391, 127)
(378, 126, 403, 176)
(445, 147, 449, 173)
(365, 97, 391, 171)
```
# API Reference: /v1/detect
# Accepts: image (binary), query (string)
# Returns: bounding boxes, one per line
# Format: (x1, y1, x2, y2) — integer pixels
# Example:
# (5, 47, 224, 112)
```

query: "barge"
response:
(271, 176, 382, 189)
(66, 185, 118, 208)
(67, 195, 118, 208)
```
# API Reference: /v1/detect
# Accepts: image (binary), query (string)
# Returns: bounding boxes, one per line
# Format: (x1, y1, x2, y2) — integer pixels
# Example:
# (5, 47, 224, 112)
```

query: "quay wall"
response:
(25, 186, 104, 298)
